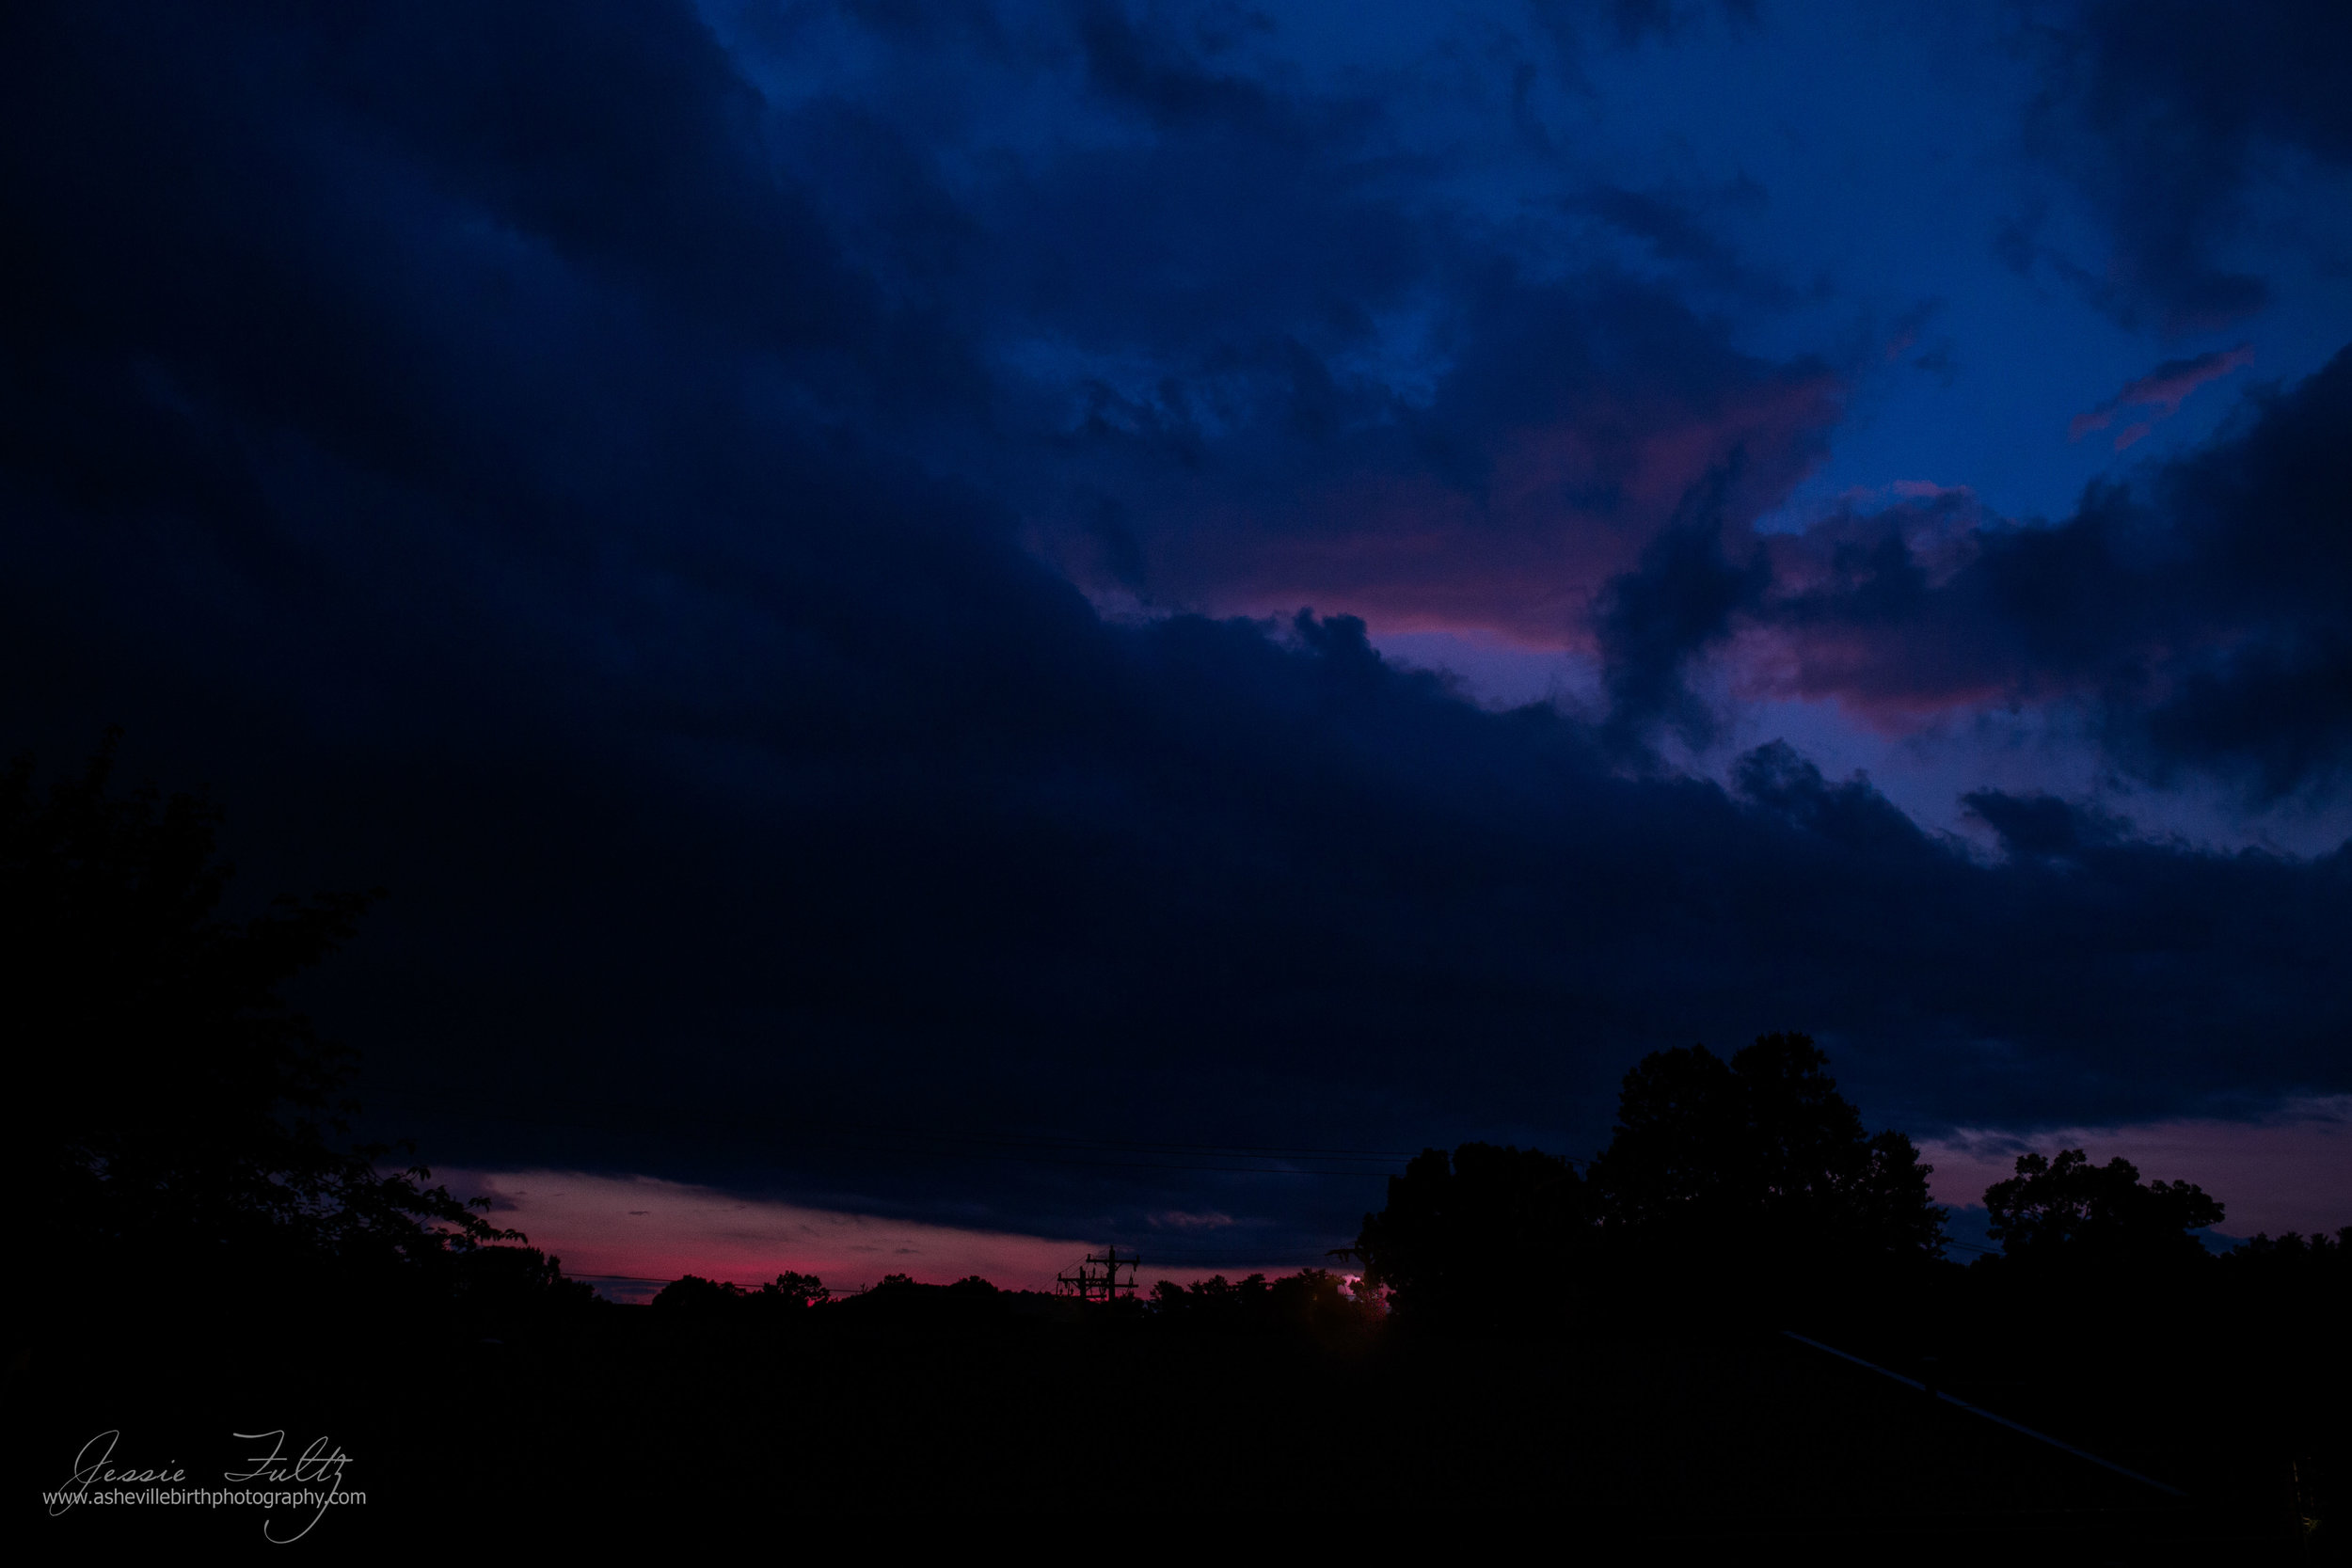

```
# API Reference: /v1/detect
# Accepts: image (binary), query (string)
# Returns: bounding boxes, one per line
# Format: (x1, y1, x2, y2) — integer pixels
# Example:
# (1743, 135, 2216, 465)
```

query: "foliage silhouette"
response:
(1982, 1148, 2224, 1270)
(1349, 1142, 1587, 1334)
(765, 1270, 833, 1307)
(648, 1274, 751, 1312)
(2225, 1225, 2350, 1274)
(8, 735, 526, 1300)
(649, 1271, 833, 1320)
(447, 1243, 602, 1338)
(2216, 1227, 2352, 1390)
(1590, 1033, 1947, 1274)
(1151, 1270, 1268, 1322)
(1146, 1269, 1375, 1337)
(1343, 1037, 1949, 1337)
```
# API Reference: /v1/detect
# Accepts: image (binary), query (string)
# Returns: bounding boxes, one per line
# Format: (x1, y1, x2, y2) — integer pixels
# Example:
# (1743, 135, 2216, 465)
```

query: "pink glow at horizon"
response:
(1918, 1098, 2352, 1237)
(451, 1169, 1311, 1297)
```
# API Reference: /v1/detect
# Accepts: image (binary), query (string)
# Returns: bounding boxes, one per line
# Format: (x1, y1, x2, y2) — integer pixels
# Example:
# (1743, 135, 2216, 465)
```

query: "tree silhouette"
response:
(650, 1275, 750, 1313)
(8, 734, 508, 1288)
(647, 1271, 834, 1323)
(1982, 1148, 2223, 1269)
(1348, 1142, 1586, 1334)
(448, 1243, 601, 1336)
(1589, 1033, 1946, 1275)
(764, 1270, 833, 1307)
(2226, 1226, 2350, 1273)
(1147, 1269, 1375, 1336)
(1149, 1271, 1271, 1326)
(1341, 1037, 1949, 1335)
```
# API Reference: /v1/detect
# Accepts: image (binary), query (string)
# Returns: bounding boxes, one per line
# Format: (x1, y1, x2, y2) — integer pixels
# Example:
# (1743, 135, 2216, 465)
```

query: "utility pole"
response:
(1056, 1245, 1140, 1301)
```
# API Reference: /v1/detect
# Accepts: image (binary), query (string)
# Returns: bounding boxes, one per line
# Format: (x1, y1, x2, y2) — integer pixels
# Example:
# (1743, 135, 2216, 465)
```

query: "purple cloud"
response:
(2069, 344, 2253, 447)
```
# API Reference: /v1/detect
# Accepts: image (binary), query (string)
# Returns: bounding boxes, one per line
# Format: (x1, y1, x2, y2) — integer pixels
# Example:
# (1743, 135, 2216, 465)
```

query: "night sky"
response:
(7, 0, 2348, 1289)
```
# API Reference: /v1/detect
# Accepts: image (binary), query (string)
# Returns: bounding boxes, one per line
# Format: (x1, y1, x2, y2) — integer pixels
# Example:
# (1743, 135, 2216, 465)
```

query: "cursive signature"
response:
(228, 1431, 356, 1544)
(48, 1431, 187, 1516)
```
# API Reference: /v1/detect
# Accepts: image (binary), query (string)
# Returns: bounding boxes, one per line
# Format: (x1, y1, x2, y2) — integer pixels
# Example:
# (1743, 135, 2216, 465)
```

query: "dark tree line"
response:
(1341, 1030, 2327, 1339)
(1347, 1033, 1953, 1333)
(1146, 1268, 1375, 1336)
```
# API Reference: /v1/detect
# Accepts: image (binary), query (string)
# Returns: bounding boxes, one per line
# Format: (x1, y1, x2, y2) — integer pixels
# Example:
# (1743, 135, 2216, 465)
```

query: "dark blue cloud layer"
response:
(2017, 0, 2352, 334)
(4, 1, 2345, 1255)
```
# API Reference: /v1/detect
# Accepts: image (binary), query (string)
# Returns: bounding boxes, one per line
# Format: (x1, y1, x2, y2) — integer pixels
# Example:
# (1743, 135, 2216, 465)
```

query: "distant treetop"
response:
(1590, 1032, 1948, 1266)
(1982, 1148, 2223, 1270)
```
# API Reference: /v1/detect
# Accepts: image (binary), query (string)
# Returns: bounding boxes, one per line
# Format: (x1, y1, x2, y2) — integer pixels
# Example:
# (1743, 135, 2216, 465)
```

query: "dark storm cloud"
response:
(1593, 464, 1770, 752)
(1565, 182, 1791, 307)
(696, 0, 1841, 636)
(1035, 264, 1841, 641)
(2018, 0, 2352, 334)
(1526, 0, 1756, 59)
(1960, 790, 2130, 861)
(4, 1, 2345, 1257)
(1754, 347, 2352, 800)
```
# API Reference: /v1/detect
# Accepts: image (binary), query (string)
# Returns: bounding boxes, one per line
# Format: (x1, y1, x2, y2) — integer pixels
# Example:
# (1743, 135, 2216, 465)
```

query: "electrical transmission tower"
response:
(1056, 1245, 1140, 1302)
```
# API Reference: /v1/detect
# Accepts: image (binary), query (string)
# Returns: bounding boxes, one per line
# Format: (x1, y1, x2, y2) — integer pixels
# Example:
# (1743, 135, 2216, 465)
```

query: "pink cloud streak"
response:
(2069, 343, 2253, 444)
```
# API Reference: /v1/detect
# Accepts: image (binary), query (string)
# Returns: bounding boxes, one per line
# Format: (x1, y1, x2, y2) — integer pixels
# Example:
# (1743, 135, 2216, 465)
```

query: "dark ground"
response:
(9, 1291, 2329, 1557)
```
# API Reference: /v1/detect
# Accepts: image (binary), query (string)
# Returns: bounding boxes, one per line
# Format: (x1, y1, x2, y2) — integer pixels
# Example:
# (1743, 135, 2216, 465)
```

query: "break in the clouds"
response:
(4, 0, 2348, 1259)
(1919, 1098, 2352, 1243)
(1740, 347, 2352, 800)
